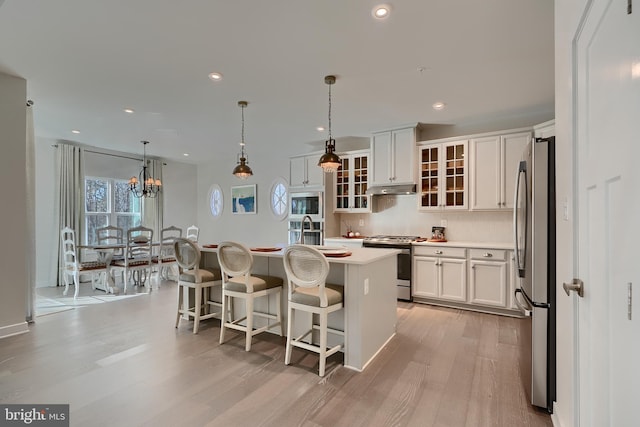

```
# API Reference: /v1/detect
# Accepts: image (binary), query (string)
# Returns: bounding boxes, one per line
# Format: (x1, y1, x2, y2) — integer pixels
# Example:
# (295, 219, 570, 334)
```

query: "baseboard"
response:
(0, 321, 29, 339)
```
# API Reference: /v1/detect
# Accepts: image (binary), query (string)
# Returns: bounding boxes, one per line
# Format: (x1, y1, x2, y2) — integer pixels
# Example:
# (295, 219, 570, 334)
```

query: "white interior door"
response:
(574, 1, 639, 425)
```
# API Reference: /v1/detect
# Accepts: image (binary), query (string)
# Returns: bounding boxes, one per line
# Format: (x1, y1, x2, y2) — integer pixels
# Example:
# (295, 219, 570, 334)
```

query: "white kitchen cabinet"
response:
(290, 153, 325, 188)
(468, 249, 508, 308)
(370, 126, 416, 186)
(469, 131, 530, 210)
(413, 246, 467, 302)
(334, 150, 371, 213)
(418, 140, 468, 210)
(533, 119, 555, 139)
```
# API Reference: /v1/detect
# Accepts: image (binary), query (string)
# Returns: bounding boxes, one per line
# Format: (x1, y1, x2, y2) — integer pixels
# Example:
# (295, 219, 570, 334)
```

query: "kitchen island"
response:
(200, 246, 399, 372)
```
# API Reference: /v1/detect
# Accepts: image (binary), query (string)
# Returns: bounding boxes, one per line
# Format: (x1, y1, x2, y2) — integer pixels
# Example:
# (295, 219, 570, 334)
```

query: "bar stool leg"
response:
(193, 285, 202, 334)
(285, 305, 294, 365)
(219, 294, 227, 344)
(175, 284, 183, 328)
(245, 296, 254, 351)
(319, 311, 328, 377)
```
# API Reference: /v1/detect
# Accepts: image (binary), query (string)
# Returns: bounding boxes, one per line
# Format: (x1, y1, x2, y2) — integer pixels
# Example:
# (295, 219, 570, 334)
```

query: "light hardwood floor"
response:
(2, 282, 552, 427)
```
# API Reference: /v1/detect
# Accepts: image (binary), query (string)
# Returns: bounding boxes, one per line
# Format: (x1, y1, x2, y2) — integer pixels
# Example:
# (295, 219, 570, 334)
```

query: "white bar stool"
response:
(217, 241, 284, 351)
(282, 244, 344, 377)
(174, 238, 222, 334)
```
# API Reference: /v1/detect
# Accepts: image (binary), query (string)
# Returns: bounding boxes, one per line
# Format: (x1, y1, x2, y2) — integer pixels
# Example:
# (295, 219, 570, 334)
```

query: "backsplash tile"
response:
(337, 195, 513, 243)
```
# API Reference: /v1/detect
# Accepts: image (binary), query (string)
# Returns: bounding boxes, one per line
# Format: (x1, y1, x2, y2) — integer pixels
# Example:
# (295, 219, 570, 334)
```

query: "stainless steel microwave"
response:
(288, 191, 323, 221)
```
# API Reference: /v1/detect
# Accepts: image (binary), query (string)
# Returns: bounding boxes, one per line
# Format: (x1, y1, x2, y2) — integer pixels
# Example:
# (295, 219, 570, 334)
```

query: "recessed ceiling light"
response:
(183, 153, 189, 157)
(208, 72, 223, 81)
(432, 102, 446, 111)
(71, 129, 80, 134)
(372, 4, 391, 19)
(316, 126, 325, 132)
(124, 108, 135, 114)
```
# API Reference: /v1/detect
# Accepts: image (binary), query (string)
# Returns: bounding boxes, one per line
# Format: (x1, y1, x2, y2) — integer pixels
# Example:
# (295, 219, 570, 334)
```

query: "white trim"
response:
(551, 402, 565, 427)
(418, 126, 533, 145)
(0, 321, 29, 339)
(344, 332, 396, 372)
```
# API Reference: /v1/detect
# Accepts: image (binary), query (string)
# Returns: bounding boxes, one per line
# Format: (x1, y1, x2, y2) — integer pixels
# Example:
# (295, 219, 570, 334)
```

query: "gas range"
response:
(362, 235, 419, 302)
(362, 235, 420, 247)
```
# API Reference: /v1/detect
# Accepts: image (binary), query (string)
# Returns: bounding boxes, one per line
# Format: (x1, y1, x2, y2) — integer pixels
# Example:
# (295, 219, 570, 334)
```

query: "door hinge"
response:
(628, 282, 633, 320)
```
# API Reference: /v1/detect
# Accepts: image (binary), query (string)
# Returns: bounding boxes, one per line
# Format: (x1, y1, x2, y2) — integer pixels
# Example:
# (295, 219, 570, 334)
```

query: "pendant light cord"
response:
(328, 80, 332, 141)
(240, 102, 246, 157)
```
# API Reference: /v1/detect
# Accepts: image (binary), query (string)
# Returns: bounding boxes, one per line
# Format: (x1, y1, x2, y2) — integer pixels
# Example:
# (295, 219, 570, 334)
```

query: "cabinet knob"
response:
(435, 250, 443, 255)
(482, 253, 493, 258)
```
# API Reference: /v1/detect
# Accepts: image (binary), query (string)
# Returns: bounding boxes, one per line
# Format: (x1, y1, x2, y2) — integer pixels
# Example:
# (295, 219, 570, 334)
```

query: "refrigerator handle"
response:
(513, 161, 528, 278)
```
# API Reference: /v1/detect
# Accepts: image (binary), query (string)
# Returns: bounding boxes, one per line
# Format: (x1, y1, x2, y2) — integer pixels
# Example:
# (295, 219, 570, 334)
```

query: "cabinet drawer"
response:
(413, 246, 466, 258)
(469, 249, 507, 261)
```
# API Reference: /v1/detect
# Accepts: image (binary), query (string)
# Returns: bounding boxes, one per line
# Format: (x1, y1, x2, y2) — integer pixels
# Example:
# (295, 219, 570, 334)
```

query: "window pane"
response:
(114, 181, 140, 214)
(85, 179, 109, 213)
(86, 215, 108, 244)
(117, 215, 141, 236)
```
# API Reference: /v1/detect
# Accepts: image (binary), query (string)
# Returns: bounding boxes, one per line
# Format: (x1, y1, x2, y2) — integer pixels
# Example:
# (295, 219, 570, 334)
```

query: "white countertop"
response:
(412, 240, 513, 250)
(200, 245, 399, 265)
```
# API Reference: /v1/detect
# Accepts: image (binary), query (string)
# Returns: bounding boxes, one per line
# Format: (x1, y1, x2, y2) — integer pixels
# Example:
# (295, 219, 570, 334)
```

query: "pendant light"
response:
(318, 75, 341, 172)
(232, 100, 253, 179)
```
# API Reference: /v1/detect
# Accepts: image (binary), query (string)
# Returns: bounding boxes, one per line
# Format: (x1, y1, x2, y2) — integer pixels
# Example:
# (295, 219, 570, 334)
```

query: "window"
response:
(209, 184, 224, 218)
(85, 177, 141, 243)
(269, 177, 288, 221)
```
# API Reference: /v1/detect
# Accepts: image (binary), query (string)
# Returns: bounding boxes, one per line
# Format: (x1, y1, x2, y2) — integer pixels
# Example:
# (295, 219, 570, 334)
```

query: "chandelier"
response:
(129, 140, 162, 198)
(318, 75, 341, 172)
(232, 101, 253, 179)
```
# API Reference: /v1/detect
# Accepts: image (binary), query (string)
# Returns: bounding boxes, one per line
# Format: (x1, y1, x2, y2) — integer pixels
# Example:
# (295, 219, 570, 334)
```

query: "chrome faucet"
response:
(298, 215, 314, 244)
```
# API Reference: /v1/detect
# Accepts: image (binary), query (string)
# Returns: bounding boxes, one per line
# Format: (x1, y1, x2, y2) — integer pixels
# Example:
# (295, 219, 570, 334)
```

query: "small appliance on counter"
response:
(428, 226, 447, 242)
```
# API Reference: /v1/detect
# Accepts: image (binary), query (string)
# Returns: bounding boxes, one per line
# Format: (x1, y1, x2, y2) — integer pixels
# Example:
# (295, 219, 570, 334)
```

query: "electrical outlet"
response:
(441, 219, 448, 227)
(364, 278, 369, 295)
(359, 219, 365, 227)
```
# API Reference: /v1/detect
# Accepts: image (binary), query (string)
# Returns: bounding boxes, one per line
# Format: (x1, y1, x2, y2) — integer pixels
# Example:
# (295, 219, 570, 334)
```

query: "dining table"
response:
(79, 242, 161, 293)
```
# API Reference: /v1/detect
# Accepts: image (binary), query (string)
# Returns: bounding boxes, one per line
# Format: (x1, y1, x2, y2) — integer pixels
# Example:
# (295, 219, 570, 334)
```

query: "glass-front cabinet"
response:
(418, 140, 468, 210)
(334, 150, 370, 213)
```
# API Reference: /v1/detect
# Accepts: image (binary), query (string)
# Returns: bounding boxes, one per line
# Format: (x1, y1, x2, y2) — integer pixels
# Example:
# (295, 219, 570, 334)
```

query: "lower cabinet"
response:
(413, 246, 467, 302)
(469, 249, 508, 307)
(413, 245, 519, 316)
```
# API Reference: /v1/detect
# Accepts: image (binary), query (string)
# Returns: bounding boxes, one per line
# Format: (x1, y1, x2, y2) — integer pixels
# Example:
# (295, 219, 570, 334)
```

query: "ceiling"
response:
(0, 1, 554, 164)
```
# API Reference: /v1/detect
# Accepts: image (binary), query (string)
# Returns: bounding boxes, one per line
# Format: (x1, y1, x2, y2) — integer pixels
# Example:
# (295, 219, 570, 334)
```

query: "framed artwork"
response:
(231, 184, 257, 214)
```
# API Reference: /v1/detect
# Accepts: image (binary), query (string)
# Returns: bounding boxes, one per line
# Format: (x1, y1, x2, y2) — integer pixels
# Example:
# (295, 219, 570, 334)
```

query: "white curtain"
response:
(142, 158, 163, 237)
(54, 144, 85, 285)
(25, 103, 36, 322)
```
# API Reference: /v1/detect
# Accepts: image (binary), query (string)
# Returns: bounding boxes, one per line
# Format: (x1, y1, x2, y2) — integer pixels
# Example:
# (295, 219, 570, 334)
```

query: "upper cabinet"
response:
(469, 131, 530, 210)
(289, 153, 325, 188)
(418, 140, 468, 210)
(334, 150, 371, 213)
(370, 126, 417, 186)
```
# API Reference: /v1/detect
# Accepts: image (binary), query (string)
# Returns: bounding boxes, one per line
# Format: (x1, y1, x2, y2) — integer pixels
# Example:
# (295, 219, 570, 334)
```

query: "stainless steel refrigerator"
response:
(513, 136, 556, 413)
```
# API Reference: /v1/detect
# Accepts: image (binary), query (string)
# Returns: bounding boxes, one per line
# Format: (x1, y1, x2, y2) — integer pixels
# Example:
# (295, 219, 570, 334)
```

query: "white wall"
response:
(196, 145, 290, 247)
(34, 137, 58, 288)
(0, 72, 28, 338)
(162, 159, 198, 232)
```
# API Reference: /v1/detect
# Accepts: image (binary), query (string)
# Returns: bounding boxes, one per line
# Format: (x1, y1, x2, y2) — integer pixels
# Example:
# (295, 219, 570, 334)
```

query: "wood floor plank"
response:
(0, 284, 553, 426)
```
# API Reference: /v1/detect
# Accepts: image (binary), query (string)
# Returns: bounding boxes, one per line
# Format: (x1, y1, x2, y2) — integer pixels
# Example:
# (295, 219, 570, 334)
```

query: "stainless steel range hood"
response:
(366, 184, 417, 196)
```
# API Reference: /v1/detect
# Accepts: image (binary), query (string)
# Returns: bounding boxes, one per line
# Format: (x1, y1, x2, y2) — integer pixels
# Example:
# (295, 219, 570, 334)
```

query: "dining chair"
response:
(154, 225, 182, 281)
(173, 238, 222, 334)
(96, 225, 125, 285)
(60, 227, 108, 299)
(112, 225, 154, 294)
(186, 225, 199, 243)
(282, 244, 344, 377)
(217, 241, 284, 351)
